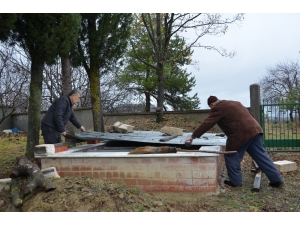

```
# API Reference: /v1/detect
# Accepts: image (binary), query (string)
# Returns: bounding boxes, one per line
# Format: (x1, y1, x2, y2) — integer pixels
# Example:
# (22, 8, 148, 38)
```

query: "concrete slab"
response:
(0, 178, 11, 191)
(274, 160, 297, 173)
(35, 144, 222, 158)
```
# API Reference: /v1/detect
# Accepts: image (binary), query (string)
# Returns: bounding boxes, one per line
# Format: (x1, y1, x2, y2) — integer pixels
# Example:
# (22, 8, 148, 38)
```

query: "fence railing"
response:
(261, 99, 300, 152)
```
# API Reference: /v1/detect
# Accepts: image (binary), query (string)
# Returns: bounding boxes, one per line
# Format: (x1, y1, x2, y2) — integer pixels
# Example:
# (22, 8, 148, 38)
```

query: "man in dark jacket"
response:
(186, 96, 283, 188)
(41, 89, 85, 144)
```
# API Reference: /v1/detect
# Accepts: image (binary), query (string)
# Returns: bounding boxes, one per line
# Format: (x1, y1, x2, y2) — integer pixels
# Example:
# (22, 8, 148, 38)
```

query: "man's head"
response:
(68, 89, 82, 105)
(207, 95, 218, 108)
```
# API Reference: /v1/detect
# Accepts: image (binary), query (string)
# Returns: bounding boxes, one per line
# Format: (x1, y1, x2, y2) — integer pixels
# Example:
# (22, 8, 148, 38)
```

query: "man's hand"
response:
(185, 136, 194, 143)
(80, 126, 85, 132)
(61, 131, 67, 136)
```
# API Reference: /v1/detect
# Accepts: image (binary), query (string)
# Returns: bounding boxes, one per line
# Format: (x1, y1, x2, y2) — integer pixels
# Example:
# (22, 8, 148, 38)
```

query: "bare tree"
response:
(259, 59, 300, 121)
(42, 60, 138, 115)
(100, 69, 141, 113)
(41, 60, 91, 111)
(260, 59, 300, 100)
(0, 43, 30, 125)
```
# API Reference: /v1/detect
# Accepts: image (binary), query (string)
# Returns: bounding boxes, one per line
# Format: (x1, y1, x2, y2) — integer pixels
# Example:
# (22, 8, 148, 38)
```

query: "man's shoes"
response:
(224, 180, 241, 187)
(269, 181, 284, 188)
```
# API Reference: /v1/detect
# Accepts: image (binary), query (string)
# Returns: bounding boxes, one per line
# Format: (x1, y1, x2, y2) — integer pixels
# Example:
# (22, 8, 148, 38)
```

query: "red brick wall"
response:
(41, 155, 221, 194)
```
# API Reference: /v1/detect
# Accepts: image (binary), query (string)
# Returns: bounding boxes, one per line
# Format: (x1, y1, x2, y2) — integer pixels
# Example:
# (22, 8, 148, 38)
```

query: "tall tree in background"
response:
(57, 14, 82, 96)
(119, 19, 157, 112)
(0, 14, 18, 40)
(121, 22, 200, 111)
(1, 13, 84, 159)
(74, 13, 132, 132)
(132, 13, 243, 122)
(59, 14, 81, 138)
(154, 35, 200, 111)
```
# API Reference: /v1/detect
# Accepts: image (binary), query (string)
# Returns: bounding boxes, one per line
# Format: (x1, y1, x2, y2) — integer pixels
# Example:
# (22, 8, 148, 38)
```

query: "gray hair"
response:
(68, 89, 82, 96)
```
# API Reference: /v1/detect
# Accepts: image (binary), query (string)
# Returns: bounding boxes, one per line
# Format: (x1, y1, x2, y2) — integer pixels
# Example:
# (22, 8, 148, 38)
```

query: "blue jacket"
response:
(41, 95, 82, 133)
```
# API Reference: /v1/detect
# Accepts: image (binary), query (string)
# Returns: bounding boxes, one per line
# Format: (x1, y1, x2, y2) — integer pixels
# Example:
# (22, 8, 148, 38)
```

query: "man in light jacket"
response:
(186, 95, 283, 188)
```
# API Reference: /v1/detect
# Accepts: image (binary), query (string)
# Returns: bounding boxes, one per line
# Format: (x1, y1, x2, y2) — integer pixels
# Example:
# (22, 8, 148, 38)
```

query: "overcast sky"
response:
(5, 2, 300, 110)
(184, 13, 300, 109)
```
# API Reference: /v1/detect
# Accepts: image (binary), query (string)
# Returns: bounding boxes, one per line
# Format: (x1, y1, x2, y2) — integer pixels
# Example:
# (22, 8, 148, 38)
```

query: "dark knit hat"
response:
(207, 96, 218, 105)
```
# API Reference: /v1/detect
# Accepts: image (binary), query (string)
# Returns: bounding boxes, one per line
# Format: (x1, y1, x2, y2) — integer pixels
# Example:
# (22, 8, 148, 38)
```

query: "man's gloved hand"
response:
(80, 126, 85, 132)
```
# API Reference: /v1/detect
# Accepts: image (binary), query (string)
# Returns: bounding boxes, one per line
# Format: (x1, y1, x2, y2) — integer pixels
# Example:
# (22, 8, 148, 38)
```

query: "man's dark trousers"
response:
(224, 134, 283, 186)
(41, 123, 62, 144)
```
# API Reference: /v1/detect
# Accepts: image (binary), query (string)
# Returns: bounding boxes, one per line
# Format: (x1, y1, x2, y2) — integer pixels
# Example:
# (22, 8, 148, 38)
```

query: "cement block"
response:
(113, 121, 134, 133)
(274, 160, 297, 173)
(113, 121, 122, 127)
(0, 178, 11, 191)
(41, 167, 60, 179)
(34, 144, 55, 156)
(160, 126, 183, 136)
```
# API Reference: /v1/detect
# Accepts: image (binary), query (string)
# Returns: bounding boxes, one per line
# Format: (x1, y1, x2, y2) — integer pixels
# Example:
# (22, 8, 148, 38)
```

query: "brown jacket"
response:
(192, 100, 263, 152)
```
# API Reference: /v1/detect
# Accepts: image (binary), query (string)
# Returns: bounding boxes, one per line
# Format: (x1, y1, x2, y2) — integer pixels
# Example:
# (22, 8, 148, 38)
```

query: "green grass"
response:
(264, 121, 300, 139)
(0, 134, 45, 178)
(0, 135, 27, 178)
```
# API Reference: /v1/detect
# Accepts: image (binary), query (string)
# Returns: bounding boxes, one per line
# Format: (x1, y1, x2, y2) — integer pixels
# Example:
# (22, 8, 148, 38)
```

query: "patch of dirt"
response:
(1, 152, 299, 212)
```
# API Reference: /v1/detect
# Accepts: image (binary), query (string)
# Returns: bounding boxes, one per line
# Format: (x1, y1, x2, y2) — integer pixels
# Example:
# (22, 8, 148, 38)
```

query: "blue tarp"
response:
(11, 127, 20, 133)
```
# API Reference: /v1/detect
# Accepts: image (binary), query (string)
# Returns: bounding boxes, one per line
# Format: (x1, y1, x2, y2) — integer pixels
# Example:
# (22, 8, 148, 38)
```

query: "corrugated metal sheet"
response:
(73, 131, 227, 147)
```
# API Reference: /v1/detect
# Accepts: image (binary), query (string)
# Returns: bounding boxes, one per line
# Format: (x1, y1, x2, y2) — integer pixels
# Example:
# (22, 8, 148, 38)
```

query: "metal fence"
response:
(261, 99, 300, 152)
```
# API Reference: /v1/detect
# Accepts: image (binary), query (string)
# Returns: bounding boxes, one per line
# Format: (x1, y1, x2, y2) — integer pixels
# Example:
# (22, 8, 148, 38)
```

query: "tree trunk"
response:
(145, 69, 151, 112)
(289, 110, 294, 122)
(89, 66, 104, 132)
(145, 91, 151, 112)
(25, 55, 44, 159)
(156, 62, 165, 123)
(10, 156, 56, 195)
(61, 56, 75, 140)
(61, 56, 73, 96)
(155, 14, 165, 123)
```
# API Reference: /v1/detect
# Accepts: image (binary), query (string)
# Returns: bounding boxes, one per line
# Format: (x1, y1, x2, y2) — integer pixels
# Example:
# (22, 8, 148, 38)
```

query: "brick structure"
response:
(38, 145, 223, 194)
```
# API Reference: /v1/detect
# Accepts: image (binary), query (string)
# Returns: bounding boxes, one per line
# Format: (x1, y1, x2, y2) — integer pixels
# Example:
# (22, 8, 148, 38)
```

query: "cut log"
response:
(10, 178, 22, 208)
(10, 156, 56, 195)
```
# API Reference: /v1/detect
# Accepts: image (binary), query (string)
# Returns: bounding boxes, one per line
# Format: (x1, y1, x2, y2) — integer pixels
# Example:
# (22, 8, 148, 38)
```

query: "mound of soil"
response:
(1, 152, 299, 212)
(1, 176, 208, 212)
